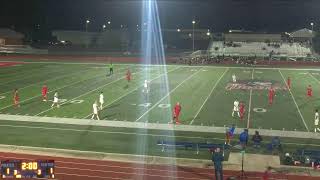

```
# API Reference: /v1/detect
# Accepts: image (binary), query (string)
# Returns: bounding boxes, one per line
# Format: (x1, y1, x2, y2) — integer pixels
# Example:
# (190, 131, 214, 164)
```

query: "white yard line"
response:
(135, 68, 203, 122)
(308, 72, 320, 84)
(189, 68, 228, 125)
(0, 67, 93, 96)
(247, 69, 254, 129)
(35, 67, 144, 116)
(0, 67, 129, 111)
(278, 69, 309, 132)
(83, 66, 182, 119)
(9, 60, 320, 71)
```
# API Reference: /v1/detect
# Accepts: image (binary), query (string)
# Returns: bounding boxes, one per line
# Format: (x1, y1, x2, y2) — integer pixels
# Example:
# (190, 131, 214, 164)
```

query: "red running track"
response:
(0, 152, 318, 180)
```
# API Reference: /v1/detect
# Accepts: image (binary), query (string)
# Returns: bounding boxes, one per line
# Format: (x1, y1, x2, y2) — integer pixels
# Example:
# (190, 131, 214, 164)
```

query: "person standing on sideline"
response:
(239, 129, 249, 149)
(211, 148, 224, 180)
(314, 109, 319, 132)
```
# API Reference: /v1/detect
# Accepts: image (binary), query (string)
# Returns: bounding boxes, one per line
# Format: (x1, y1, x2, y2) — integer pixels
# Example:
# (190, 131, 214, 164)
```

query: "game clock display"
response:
(0, 160, 55, 179)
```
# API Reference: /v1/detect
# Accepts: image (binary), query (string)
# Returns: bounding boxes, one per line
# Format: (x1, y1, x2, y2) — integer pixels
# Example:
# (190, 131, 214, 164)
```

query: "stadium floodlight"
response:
(85, 20, 90, 33)
(177, 28, 181, 32)
(206, 32, 211, 36)
(86, 20, 90, 24)
(311, 22, 314, 26)
(103, 24, 106, 29)
(229, 30, 232, 33)
(192, 20, 196, 52)
(107, 21, 111, 25)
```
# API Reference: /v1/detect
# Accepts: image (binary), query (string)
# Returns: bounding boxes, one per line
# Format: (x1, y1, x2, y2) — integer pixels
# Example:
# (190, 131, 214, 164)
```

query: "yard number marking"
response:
(253, 108, 267, 113)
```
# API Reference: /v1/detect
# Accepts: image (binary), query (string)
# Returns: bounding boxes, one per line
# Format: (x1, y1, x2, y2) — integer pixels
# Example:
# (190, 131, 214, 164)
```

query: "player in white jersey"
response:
(91, 101, 100, 120)
(51, 91, 60, 108)
(232, 99, 240, 117)
(142, 80, 149, 93)
(232, 74, 237, 83)
(315, 109, 319, 132)
(99, 92, 104, 109)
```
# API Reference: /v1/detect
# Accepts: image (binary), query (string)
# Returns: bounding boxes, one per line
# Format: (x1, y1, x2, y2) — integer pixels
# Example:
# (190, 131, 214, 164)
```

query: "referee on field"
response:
(108, 62, 114, 76)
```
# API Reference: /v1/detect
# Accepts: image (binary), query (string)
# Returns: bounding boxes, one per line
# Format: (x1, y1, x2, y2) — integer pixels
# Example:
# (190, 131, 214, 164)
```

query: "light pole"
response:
(310, 22, 314, 47)
(85, 20, 90, 32)
(192, 20, 196, 52)
(107, 21, 111, 31)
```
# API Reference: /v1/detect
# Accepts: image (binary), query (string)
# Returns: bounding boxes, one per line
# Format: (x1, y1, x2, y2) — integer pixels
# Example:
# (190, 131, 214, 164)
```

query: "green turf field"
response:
(1, 62, 320, 131)
(0, 61, 320, 159)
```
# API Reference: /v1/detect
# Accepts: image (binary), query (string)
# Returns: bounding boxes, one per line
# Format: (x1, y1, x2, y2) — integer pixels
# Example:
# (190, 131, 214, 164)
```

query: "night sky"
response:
(0, 0, 319, 33)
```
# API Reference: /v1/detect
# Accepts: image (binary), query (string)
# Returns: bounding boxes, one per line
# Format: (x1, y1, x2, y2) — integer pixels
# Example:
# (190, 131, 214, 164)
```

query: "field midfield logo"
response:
(225, 80, 287, 91)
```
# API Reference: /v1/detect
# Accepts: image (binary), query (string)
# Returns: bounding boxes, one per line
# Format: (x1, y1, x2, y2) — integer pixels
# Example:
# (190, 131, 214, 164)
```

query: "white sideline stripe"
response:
(247, 69, 254, 129)
(0, 114, 319, 139)
(278, 69, 309, 132)
(0, 66, 129, 111)
(56, 172, 123, 180)
(83, 66, 182, 119)
(35, 67, 143, 116)
(0, 67, 93, 96)
(135, 67, 203, 122)
(190, 68, 228, 125)
(9, 60, 320, 71)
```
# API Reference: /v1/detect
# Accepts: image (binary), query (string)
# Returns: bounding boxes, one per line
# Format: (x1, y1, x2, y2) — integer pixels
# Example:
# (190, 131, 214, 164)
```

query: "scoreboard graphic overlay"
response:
(1, 160, 55, 179)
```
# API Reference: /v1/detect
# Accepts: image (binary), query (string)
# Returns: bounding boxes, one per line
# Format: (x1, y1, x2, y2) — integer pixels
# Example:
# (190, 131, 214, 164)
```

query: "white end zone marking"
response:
(190, 68, 229, 125)
(279, 69, 309, 132)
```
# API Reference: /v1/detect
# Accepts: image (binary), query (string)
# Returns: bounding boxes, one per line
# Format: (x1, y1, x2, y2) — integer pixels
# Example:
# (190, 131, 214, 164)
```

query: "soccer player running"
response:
(315, 109, 319, 133)
(126, 68, 131, 88)
(173, 102, 181, 124)
(42, 85, 48, 102)
(51, 91, 60, 108)
(142, 80, 149, 93)
(287, 77, 291, 89)
(239, 101, 245, 121)
(268, 86, 275, 105)
(91, 100, 100, 120)
(232, 99, 240, 117)
(307, 85, 313, 98)
(13, 89, 20, 108)
(232, 74, 237, 83)
(99, 92, 104, 110)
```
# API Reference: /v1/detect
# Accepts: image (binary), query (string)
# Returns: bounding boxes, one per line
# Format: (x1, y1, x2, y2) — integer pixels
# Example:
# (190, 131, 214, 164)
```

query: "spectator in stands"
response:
(211, 147, 224, 180)
(239, 129, 249, 149)
(252, 130, 262, 148)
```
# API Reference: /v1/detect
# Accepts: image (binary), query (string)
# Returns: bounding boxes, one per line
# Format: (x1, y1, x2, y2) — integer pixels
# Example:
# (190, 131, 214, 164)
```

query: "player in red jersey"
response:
(42, 85, 48, 102)
(268, 86, 275, 105)
(287, 77, 291, 89)
(307, 85, 313, 97)
(239, 101, 245, 121)
(126, 69, 131, 82)
(173, 102, 181, 124)
(13, 89, 20, 108)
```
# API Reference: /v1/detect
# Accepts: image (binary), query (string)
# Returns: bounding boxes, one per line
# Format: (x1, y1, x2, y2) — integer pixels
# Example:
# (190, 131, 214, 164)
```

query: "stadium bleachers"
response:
(0, 45, 48, 54)
(208, 41, 311, 57)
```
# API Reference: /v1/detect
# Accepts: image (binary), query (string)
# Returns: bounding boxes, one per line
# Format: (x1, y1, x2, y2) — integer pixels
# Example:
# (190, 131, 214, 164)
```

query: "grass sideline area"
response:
(0, 61, 320, 160)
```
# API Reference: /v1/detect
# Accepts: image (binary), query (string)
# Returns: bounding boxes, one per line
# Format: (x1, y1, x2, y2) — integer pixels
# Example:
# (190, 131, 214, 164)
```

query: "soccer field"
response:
(1, 61, 320, 131)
